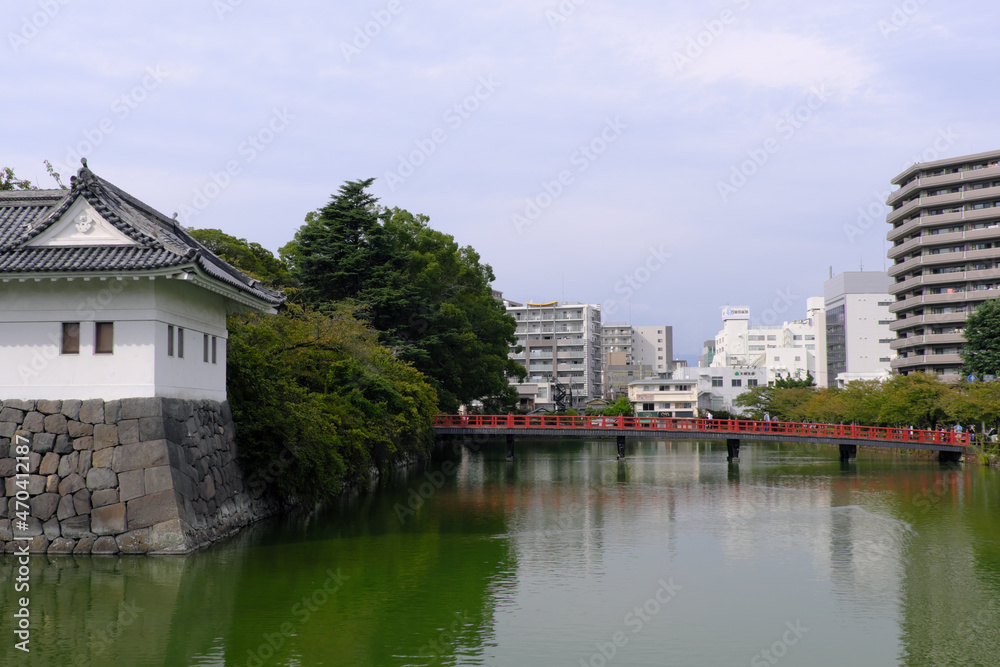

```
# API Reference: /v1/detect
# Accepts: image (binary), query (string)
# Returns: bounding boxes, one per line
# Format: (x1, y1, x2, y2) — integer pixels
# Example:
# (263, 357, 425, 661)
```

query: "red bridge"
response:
(432, 415, 968, 462)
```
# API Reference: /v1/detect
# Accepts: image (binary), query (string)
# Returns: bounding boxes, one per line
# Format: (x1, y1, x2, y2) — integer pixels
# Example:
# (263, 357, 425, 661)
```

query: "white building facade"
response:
(825, 271, 895, 387)
(507, 300, 602, 409)
(628, 378, 698, 418)
(0, 163, 285, 401)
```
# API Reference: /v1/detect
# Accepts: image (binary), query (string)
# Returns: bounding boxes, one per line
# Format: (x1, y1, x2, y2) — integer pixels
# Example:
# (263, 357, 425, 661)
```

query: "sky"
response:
(3, 0, 998, 361)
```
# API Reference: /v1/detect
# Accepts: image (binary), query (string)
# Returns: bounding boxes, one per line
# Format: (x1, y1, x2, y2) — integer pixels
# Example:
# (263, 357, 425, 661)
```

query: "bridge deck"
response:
(433, 415, 968, 454)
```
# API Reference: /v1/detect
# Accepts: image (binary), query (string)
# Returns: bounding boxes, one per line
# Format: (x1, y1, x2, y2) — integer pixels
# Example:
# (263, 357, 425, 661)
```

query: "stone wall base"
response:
(0, 398, 279, 554)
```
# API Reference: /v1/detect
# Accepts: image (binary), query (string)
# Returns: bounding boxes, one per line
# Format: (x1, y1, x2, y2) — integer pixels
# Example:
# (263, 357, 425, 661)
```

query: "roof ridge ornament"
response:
(69, 158, 100, 193)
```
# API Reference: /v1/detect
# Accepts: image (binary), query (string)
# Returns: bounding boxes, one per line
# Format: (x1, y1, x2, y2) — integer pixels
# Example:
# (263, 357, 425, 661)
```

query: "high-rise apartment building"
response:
(886, 149, 1000, 378)
(824, 271, 895, 387)
(506, 300, 602, 408)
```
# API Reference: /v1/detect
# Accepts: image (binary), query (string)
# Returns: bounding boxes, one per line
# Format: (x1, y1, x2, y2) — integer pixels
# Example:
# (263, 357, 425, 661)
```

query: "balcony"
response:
(891, 353, 962, 371)
(889, 311, 968, 331)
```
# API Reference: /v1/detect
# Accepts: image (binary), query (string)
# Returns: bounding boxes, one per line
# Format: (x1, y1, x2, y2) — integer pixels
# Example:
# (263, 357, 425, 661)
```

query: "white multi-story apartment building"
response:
(628, 378, 698, 418)
(825, 271, 896, 387)
(506, 300, 602, 409)
(710, 300, 828, 387)
(676, 365, 766, 415)
(600, 323, 672, 372)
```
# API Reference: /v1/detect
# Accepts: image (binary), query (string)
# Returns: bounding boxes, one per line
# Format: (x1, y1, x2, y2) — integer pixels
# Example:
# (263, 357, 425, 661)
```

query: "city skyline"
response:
(5, 0, 998, 357)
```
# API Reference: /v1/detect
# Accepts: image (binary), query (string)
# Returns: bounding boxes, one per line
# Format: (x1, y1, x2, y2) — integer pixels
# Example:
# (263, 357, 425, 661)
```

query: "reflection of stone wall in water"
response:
(0, 397, 279, 554)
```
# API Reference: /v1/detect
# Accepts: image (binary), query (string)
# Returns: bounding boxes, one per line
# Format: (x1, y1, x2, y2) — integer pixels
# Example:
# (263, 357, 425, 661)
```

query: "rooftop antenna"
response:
(829, 265, 833, 279)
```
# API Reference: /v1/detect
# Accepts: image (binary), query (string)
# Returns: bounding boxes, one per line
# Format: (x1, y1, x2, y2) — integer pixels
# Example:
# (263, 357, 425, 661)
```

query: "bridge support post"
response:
(839, 444, 857, 461)
(939, 450, 962, 463)
(506, 434, 515, 461)
(726, 438, 740, 461)
(616, 435, 626, 461)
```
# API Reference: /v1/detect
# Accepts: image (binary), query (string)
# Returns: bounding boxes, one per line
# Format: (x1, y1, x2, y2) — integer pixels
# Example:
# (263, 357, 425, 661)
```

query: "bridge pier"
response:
(506, 434, 515, 461)
(616, 435, 626, 461)
(726, 438, 740, 461)
(839, 444, 857, 461)
(939, 450, 962, 463)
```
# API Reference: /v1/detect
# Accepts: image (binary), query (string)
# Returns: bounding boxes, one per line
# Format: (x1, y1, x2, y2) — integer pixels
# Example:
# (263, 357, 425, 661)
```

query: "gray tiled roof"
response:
(0, 162, 285, 307)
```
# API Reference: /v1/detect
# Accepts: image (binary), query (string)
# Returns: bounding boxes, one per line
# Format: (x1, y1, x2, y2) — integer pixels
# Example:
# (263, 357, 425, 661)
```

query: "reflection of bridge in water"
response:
(433, 415, 967, 462)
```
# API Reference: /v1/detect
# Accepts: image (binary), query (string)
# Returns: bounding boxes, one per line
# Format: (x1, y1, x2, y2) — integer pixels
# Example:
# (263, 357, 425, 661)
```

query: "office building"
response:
(825, 271, 895, 387)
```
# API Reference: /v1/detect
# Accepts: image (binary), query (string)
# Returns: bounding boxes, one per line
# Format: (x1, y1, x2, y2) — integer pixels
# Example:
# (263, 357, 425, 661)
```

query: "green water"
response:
(3, 439, 1000, 666)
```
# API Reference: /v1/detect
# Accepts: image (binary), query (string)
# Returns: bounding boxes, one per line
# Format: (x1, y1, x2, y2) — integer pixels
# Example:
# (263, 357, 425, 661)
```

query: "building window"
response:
(642, 403, 654, 412)
(178, 327, 185, 358)
(879, 357, 891, 363)
(212, 336, 218, 364)
(167, 325, 174, 356)
(748, 379, 759, 387)
(95, 322, 114, 354)
(204, 334, 210, 362)
(711, 377, 723, 387)
(62, 323, 80, 355)
(732, 379, 742, 387)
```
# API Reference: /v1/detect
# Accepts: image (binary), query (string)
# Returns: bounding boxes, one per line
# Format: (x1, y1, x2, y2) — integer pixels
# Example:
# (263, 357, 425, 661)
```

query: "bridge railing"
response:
(432, 415, 969, 446)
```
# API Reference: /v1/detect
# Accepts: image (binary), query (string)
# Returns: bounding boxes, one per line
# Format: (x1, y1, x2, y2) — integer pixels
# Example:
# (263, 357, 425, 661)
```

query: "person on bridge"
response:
(705, 411, 713, 429)
(764, 412, 771, 432)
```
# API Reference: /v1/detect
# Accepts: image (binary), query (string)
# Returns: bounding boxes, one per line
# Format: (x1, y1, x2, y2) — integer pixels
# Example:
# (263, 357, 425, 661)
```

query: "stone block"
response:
(93, 424, 119, 450)
(92, 535, 119, 554)
(112, 440, 168, 472)
(164, 418, 185, 444)
(32, 433, 56, 453)
(86, 467, 118, 491)
(73, 489, 91, 516)
(7, 475, 45, 496)
(74, 536, 95, 553)
(148, 518, 188, 553)
(27, 451, 40, 473)
(26, 535, 49, 553)
(58, 452, 78, 478)
(139, 417, 165, 441)
(15, 516, 43, 537)
(104, 399, 121, 424)
(48, 537, 76, 554)
(203, 474, 216, 500)
(118, 469, 145, 502)
(144, 465, 174, 495)
(4, 399, 34, 411)
(117, 420, 140, 444)
(23, 412, 44, 432)
(91, 503, 126, 535)
(120, 397, 162, 420)
(0, 421, 15, 438)
(162, 398, 192, 422)
(44, 413, 68, 434)
(0, 408, 24, 424)
(92, 447, 114, 469)
(59, 472, 87, 496)
(57, 494, 76, 520)
(60, 515, 93, 539)
(126, 489, 179, 531)
(53, 434, 73, 455)
(43, 517, 61, 540)
(61, 399, 82, 421)
(73, 436, 93, 451)
(30, 493, 60, 521)
(45, 474, 59, 493)
(67, 421, 93, 438)
(39, 452, 60, 476)
(36, 399, 61, 415)
(78, 450, 92, 476)
(0, 519, 10, 541)
(92, 489, 119, 508)
(116, 527, 152, 553)
(0, 458, 14, 477)
(79, 400, 104, 424)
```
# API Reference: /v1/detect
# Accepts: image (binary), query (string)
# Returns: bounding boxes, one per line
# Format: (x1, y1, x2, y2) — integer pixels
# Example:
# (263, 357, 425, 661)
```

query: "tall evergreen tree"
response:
(961, 298, 1000, 377)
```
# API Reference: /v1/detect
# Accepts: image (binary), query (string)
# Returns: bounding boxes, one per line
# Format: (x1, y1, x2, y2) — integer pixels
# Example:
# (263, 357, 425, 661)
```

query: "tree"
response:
(189, 228, 294, 289)
(0, 167, 34, 191)
(961, 299, 1000, 377)
(602, 395, 634, 417)
(284, 181, 523, 412)
(878, 373, 949, 428)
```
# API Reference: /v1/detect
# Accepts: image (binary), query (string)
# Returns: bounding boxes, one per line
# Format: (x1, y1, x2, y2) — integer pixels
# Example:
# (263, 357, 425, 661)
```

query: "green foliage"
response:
(961, 298, 1000, 377)
(773, 373, 815, 388)
(226, 303, 437, 503)
(602, 396, 635, 417)
(0, 167, 34, 190)
(189, 228, 294, 289)
(283, 180, 522, 412)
